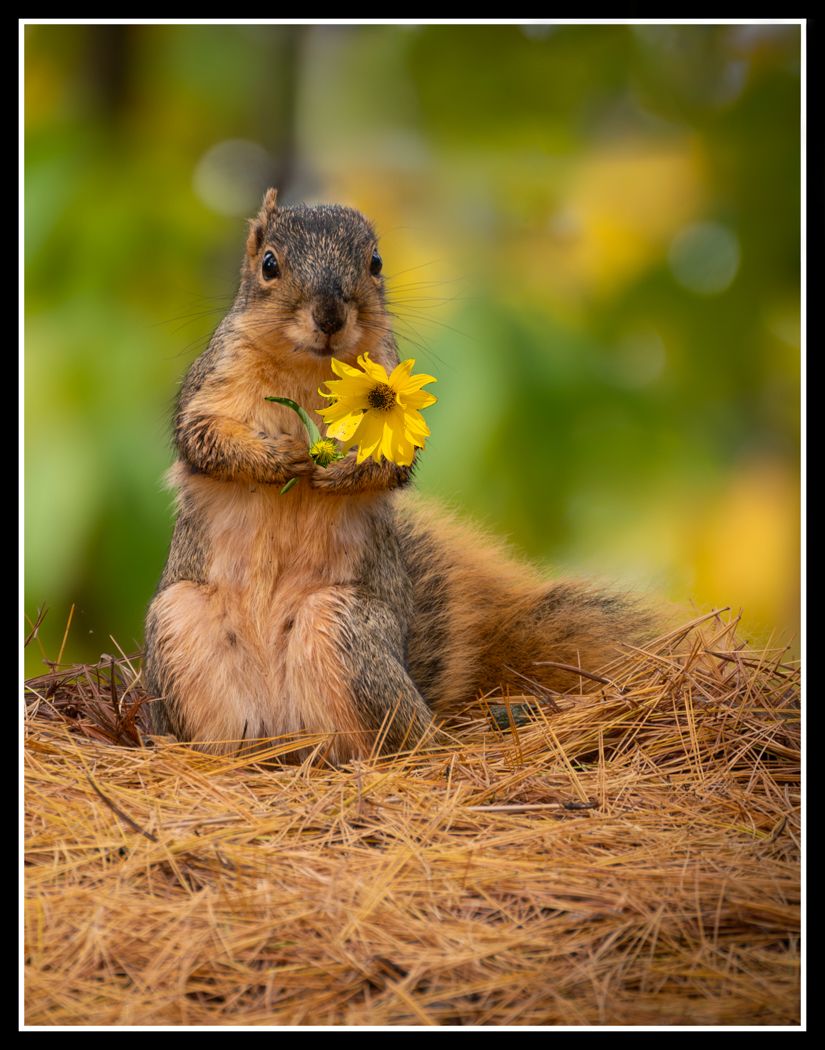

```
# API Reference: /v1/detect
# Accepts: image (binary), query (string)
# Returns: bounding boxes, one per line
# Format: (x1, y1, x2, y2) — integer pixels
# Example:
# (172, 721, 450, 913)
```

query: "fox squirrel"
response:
(144, 188, 653, 762)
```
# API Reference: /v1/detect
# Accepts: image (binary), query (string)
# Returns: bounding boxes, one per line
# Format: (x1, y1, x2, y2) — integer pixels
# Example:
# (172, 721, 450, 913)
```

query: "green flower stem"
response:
(265, 395, 342, 494)
(264, 396, 322, 445)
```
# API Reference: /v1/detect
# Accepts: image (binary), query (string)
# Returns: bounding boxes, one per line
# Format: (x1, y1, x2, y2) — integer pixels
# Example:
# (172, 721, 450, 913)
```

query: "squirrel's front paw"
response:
(308, 453, 356, 491)
(310, 452, 409, 493)
(263, 434, 316, 480)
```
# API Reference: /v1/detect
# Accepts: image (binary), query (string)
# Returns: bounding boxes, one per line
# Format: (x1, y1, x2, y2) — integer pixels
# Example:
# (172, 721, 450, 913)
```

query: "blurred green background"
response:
(24, 23, 801, 676)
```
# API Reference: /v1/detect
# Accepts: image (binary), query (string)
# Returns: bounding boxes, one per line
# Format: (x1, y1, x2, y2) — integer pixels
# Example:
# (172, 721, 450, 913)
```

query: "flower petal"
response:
(389, 422, 415, 465)
(320, 377, 373, 402)
(397, 371, 437, 394)
(324, 412, 365, 443)
(351, 411, 384, 457)
(398, 390, 437, 411)
(381, 419, 400, 462)
(330, 357, 368, 381)
(356, 352, 390, 384)
(356, 430, 382, 463)
(318, 402, 356, 426)
(402, 412, 430, 439)
(387, 358, 416, 387)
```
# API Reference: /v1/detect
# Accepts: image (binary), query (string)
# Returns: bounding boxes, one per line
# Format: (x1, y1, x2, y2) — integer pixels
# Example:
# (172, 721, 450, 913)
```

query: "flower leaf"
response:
(264, 396, 322, 445)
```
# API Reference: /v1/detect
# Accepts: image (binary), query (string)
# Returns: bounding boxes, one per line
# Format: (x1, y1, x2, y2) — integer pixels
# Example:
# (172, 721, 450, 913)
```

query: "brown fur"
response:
(394, 497, 653, 711)
(144, 190, 654, 763)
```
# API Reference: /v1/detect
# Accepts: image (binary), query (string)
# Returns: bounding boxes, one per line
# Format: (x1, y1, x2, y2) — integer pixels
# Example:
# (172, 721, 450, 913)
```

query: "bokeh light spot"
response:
(193, 139, 274, 217)
(668, 221, 741, 296)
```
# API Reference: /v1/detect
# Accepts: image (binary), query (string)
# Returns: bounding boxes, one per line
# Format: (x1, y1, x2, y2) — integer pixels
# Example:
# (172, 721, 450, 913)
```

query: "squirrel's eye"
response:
(370, 249, 383, 276)
(262, 251, 280, 280)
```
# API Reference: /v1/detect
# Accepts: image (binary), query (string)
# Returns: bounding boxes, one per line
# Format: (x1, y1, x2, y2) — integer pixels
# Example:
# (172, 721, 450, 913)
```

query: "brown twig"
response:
(532, 660, 626, 693)
(85, 772, 158, 843)
(24, 605, 48, 649)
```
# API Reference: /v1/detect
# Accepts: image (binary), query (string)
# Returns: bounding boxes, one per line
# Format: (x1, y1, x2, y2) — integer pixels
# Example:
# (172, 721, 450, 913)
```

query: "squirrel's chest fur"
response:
(169, 346, 380, 598)
(167, 462, 386, 617)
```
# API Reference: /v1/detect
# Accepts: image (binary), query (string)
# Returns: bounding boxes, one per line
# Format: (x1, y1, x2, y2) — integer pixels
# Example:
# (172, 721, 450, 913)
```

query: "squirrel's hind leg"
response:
(144, 580, 272, 753)
(285, 586, 437, 764)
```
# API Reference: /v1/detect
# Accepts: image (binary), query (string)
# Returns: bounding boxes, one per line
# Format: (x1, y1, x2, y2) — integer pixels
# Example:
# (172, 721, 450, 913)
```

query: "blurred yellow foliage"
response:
(689, 459, 800, 648)
(492, 139, 707, 327)
(560, 140, 706, 298)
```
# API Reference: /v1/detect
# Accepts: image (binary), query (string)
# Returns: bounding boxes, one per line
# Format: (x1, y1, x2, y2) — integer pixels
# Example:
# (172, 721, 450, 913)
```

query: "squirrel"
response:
(143, 188, 653, 763)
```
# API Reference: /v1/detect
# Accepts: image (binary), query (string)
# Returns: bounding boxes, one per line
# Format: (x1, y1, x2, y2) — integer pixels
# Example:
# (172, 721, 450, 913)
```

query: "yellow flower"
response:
(318, 353, 437, 466)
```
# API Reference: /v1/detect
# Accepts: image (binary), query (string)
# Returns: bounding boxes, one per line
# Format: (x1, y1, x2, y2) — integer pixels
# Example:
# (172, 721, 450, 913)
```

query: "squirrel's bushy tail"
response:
(394, 494, 656, 714)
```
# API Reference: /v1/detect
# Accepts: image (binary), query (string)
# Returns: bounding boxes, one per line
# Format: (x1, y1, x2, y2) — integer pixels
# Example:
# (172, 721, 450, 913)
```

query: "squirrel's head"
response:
(237, 188, 388, 362)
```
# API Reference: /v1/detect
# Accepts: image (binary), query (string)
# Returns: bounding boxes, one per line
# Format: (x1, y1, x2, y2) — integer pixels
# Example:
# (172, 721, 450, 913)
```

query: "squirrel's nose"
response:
(312, 302, 346, 335)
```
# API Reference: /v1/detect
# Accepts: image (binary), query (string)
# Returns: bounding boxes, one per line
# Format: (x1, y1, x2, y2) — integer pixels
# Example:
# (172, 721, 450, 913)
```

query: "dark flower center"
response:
(367, 383, 397, 411)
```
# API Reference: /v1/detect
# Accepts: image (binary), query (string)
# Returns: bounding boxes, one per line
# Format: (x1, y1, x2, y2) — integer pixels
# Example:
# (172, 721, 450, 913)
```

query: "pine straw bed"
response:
(23, 609, 801, 1027)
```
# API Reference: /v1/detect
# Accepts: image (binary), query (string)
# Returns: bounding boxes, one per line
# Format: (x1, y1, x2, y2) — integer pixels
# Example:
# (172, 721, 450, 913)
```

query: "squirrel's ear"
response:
(245, 218, 264, 258)
(246, 188, 278, 258)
